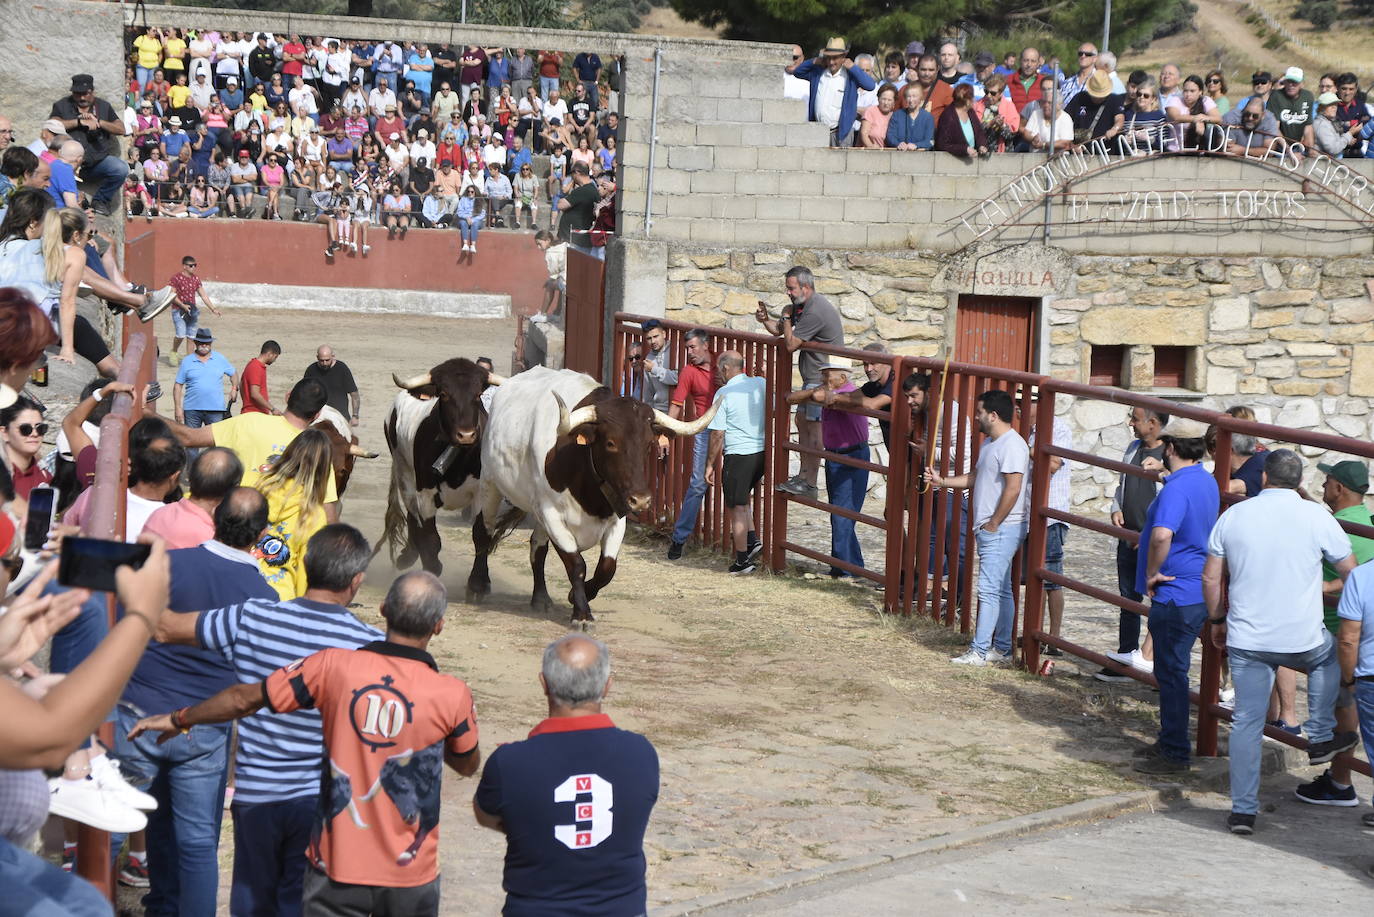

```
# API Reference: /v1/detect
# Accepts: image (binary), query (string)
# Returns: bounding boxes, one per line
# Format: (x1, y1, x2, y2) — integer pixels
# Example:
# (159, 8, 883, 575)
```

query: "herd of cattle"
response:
(380, 359, 718, 625)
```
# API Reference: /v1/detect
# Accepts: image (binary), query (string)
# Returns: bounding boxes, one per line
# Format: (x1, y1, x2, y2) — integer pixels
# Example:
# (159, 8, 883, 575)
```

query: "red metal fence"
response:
(611, 311, 1374, 774)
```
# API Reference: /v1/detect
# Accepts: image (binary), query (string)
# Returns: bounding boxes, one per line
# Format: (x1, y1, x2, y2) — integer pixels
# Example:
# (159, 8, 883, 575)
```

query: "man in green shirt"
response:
(1296, 459, 1374, 806)
(1266, 66, 1315, 147)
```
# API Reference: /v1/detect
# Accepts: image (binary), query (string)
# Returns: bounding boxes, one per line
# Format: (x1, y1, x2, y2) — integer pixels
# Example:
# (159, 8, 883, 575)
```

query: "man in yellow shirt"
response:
(160, 378, 340, 520)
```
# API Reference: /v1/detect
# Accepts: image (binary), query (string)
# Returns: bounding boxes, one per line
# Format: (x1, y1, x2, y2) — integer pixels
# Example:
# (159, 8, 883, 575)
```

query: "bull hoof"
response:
(465, 583, 490, 604)
(395, 545, 418, 570)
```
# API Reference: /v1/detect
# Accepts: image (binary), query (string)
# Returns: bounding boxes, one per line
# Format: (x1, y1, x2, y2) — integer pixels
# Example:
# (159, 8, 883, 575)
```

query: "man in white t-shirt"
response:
(367, 77, 396, 119)
(288, 75, 318, 116)
(927, 389, 1029, 666)
(1204, 448, 1359, 836)
(1019, 76, 1074, 153)
(783, 44, 811, 101)
(63, 422, 186, 540)
(409, 128, 437, 166)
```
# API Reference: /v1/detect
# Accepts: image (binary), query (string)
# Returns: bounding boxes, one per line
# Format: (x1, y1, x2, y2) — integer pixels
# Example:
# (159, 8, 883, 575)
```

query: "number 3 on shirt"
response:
(553, 773, 613, 850)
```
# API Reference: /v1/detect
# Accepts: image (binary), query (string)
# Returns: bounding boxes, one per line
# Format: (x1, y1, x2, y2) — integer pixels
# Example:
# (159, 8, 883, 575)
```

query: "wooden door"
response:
(564, 249, 606, 379)
(954, 295, 1037, 372)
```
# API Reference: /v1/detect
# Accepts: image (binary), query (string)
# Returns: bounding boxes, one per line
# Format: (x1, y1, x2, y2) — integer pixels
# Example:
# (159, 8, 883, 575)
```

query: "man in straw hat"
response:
(785, 36, 876, 147)
(1065, 68, 1125, 146)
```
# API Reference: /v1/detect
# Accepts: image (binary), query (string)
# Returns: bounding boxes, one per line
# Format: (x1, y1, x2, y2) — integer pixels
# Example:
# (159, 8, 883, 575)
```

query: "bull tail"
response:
(377, 460, 417, 569)
(482, 502, 527, 553)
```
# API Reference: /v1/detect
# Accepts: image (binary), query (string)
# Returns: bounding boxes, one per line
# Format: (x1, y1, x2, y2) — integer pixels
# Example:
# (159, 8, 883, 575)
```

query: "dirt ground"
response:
(108, 309, 1202, 914)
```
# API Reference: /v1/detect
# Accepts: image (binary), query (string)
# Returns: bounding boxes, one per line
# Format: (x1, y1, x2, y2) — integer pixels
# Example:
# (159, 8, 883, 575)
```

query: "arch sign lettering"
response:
(949, 138, 1374, 247)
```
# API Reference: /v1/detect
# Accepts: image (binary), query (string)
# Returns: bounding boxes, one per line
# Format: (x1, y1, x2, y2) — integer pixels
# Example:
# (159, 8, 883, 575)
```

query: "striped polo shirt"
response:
(197, 597, 382, 804)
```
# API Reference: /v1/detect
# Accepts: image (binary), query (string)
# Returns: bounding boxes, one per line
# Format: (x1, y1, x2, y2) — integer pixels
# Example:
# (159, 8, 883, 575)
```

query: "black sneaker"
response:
(1227, 812, 1256, 835)
(666, 541, 684, 561)
(1308, 731, 1360, 766)
(745, 540, 763, 565)
(728, 559, 757, 575)
(1133, 753, 1189, 775)
(1093, 667, 1133, 683)
(1042, 644, 1063, 657)
(1295, 770, 1359, 807)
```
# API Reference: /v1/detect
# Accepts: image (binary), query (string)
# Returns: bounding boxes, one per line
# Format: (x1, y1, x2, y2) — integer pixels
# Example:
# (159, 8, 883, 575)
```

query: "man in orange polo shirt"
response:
(665, 328, 718, 561)
(128, 571, 480, 914)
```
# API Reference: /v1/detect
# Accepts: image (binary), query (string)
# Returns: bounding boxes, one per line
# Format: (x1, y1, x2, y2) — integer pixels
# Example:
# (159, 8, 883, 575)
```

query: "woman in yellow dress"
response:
(252, 428, 335, 600)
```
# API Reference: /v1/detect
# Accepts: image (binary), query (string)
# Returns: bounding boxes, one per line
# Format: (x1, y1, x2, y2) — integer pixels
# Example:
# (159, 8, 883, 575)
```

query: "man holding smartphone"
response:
(755, 266, 844, 499)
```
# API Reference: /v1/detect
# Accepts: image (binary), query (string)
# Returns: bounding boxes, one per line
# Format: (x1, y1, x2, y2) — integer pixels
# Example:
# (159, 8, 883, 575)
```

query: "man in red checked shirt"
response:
(665, 328, 717, 561)
(167, 255, 222, 366)
(128, 571, 480, 916)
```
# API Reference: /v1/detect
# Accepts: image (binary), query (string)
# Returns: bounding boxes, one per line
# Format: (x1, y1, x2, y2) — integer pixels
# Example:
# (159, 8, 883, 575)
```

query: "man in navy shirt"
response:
(475, 635, 659, 917)
(114, 487, 277, 915)
(1133, 419, 1220, 775)
(572, 51, 602, 109)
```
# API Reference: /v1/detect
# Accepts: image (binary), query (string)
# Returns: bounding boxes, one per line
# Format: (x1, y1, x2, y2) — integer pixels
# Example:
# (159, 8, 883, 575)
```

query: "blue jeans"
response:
(49, 585, 109, 675)
(86, 154, 130, 207)
(230, 795, 316, 917)
(825, 443, 869, 575)
(671, 429, 710, 545)
(136, 66, 155, 93)
(458, 213, 484, 243)
(927, 490, 968, 579)
(1146, 600, 1207, 763)
(970, 522, 1027, 656)
(1116, 539, 1143, 654)
(539, 75, 559, 100)
(581, 80, 600, 109)
(1228, 631, 1340, 815)
(0, 835, 112, 917)
(1356, 682, 1374, 798)
(113, 705, 229, 917)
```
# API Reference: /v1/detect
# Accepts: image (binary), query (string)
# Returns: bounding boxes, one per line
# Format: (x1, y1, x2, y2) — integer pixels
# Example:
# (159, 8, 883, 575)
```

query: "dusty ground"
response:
(100, 309, 1245, 914)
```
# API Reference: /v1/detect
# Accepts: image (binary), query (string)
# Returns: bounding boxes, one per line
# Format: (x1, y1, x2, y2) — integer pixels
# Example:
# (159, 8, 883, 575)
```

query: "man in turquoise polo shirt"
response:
(705, 350, 766, 575)
(175, 327, 237, 435)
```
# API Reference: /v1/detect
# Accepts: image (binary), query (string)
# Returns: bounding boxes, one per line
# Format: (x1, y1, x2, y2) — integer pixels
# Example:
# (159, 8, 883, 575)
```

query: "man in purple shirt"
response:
(326, 127, 355, 173)
(788, 358, 871, 577)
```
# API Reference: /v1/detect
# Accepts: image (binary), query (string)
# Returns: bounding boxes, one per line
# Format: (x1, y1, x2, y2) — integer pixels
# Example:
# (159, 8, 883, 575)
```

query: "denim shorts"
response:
(1044, 522, 1067, 592)
(797, 387, 822, 422)
(172, 304, 199, 338)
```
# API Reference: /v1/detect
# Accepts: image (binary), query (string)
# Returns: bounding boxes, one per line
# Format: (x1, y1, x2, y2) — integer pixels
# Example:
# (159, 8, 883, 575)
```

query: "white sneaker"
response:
(1220, 686, 1236, 704)
(1105, 650, 1134, 666)
(90, 754, 157, 811)
(987, 649, 1013, 666)
(462, 243, 470, 252)
(470, 244, 477, 253)
(48, 777, 147, 833)
(1128, 650, 1154, 673)
(950, 649, 986, 666)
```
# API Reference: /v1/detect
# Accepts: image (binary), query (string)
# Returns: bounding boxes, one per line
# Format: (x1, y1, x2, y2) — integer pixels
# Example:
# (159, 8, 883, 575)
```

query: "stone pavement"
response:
(683, 775, 1374, 915)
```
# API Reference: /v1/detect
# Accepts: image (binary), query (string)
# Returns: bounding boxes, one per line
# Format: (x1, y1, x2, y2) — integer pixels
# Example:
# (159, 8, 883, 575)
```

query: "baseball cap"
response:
(1318, 460, 1369, 494)
(973, 50, 995, 68)
(1316, 91, 1339, 106)
(238, 149, 250, 157)
(905, 41, 924, 57)
(1162, 418, 1209, 441)
(1282, 66, 1304, 83)
(70, 74, 94, 92)
(389, 132, 399, 140)
(41, 118, 67, 136)
(1251, 70, 1273, 84)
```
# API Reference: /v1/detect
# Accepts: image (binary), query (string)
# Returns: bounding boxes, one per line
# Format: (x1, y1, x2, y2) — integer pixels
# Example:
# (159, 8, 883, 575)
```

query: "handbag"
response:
(1073, 104, 1105, 145)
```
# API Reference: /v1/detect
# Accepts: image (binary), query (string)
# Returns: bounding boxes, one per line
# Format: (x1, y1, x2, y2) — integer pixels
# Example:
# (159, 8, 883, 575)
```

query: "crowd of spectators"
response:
(0, 27, 623, 258)
(786, 36, 1374, 160)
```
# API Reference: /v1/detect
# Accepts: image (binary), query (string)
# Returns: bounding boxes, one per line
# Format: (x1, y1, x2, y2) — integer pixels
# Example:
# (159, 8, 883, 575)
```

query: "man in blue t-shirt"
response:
(1133, 419, 1220, 775)
(114, 487, 277, 915)
(475, 635, 659, 917)
(174, 327, 237, 432)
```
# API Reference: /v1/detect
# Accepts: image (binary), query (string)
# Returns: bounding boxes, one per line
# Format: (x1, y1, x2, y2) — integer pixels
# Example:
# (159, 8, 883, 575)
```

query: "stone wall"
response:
(652, 243, 1374, 509)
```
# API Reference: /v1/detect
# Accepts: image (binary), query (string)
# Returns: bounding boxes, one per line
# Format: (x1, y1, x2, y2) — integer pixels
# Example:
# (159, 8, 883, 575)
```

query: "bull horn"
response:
(393, 371, 432, 391)
(348, 444, 379, 458)
(485, 372, 506, 386)
(554, 392, 598, 437)
(653, 399, 719, 437)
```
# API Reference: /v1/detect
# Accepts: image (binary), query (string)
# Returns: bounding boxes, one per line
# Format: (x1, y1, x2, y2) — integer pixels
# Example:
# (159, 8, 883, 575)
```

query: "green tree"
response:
(668, 0, 1193, 60)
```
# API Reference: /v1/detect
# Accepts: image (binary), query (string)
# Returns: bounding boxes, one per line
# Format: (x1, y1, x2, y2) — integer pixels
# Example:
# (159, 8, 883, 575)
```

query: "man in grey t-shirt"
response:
(927, 389, 1029, 666)
(755, 265, 843, 498)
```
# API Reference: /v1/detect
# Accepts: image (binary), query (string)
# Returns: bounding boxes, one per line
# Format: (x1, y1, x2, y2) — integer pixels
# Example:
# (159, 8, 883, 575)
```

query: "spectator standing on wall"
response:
(1129, 420, 1219, 775)
(1204, 449, 1359, 835)
(1095, 407, 1167, 683)
(1295, 459, 1374, 806)
(706, 350, 766, 574)
(759, 266, 844, 500)
(239, 340, 281, 415)
(537, 50, 563, 101)
(665, 329, 716, 561)
(474, 635, 659, 917)
(787, 37, 877, 148)
(638, 318, 677, 414)
(50, 74, 128, 215)
(930, 389, 1029, 667)
(534, 230, 566, 320)
(302, 345, 360, 424)
(574, 50, 603, 109)
(510, 48, 536, 101)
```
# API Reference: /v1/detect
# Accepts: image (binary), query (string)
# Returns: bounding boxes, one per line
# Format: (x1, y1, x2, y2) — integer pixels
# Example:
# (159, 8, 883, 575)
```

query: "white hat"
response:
(417, 128, 427, 137)
(168, 116, 182, 126)
(41, 118, 67, 136)
(1282, 66, 1304, 83)
(389, 132, 399, 140)
(227, 76, 239, 85)
(820, 357, 853, 373)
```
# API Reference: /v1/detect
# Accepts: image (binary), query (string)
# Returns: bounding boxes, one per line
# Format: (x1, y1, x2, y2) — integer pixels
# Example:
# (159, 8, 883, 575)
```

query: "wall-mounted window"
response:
(1089, 345, 1125, 387)
(1153, 346, 1189, 388)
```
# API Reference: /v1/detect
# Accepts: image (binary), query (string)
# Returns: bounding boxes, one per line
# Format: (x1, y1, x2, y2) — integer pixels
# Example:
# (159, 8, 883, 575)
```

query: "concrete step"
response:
(203, 281, 510, 320)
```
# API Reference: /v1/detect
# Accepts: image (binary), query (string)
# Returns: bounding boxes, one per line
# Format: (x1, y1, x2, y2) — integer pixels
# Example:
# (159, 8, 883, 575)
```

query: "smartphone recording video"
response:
(58, 536, 151, 593)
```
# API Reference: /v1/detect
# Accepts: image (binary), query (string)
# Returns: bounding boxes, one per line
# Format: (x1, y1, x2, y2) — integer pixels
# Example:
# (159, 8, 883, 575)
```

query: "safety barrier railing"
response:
(72, 316, 156, 898)
(612, 313, 1374, 773)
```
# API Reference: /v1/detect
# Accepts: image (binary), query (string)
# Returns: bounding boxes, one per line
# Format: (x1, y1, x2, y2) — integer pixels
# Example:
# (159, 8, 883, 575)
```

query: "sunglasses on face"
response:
(1137, 93, 1155, 99)
(1078, 51, 1096, 57)
(13, 423, 49, 437)
(1207, 78, 1221, 84)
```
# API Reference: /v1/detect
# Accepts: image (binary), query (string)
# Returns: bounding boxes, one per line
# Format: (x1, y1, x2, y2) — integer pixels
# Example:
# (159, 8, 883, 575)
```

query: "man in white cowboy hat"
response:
(785, 35, 876, 147)
(1267, 66, 1315, 147)
(787, 356, 871, 577)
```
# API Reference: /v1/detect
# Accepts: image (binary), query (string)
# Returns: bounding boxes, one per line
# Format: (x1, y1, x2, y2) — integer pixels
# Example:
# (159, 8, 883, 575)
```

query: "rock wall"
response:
(657, 243, 1374, 509)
